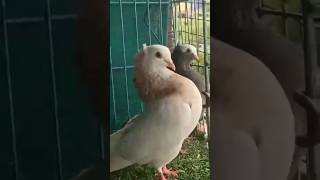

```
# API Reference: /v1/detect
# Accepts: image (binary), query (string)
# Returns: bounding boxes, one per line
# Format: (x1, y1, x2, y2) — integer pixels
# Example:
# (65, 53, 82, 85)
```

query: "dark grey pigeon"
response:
(172, 44, 209, 107)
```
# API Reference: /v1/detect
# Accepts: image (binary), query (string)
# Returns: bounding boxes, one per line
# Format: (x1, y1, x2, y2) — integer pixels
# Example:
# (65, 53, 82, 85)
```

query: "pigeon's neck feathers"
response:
(176, 62, 192, 72)
(134, 51, 178, 102)
(134, 68, 177, 102)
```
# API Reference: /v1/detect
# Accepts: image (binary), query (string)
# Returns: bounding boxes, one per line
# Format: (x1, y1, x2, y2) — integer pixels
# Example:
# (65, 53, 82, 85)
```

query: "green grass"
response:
(110, 135, 210, 180)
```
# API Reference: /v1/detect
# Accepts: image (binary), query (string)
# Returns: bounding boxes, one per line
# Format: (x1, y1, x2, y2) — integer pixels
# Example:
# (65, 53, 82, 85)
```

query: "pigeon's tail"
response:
(110, 131, 133, 172)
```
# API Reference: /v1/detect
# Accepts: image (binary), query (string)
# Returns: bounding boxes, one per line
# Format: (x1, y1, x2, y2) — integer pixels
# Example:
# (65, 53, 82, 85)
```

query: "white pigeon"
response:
(110, 44, 202, 180)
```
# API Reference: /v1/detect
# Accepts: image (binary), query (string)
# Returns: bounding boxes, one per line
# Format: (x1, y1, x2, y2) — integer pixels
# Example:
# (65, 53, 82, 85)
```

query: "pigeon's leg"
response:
(156, 168, 167, 180)
(162, 165, 179, 178)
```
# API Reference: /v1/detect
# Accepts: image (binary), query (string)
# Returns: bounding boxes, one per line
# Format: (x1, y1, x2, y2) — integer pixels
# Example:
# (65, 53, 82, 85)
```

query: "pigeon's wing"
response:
(115, 99, 193, 164)
(110, 114, 140, 137)
(191, 71, 206, 91)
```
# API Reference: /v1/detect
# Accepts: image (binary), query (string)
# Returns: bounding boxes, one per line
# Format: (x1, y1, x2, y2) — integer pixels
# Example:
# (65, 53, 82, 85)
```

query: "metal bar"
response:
(110, 48, 118, 127)
(119, 0, 131, 118)
(134, 0, 140, 49)
(302, 1, 318, 179)
(6, 14, 77, 24)
(188, 2, 192, 44)
(194, 0, 198, 46)
(196, 0, 200, 72)
(178, 2, 183, 43)
(186, 1, 190, 43)
(190, 0, 194, 44)
(160, 0, 164, 44)
(174, 2, 178, 44)
(133, 0, 144, 113)
(47, 14, 77, 20)
(190, 64, 208, 68)
(170, 0, 176, 45)
(179, 16, 211, 22)
(110, 1, 170, 4)
(147, 0, 152, 44)
(175, 2, 178, 45)
(172, 0, 188, 3)
(175, 30, 206, 37)
(111, 65, 135, 70)
(44, 0, 63, 179)
(184, 1, 187, 43)
(257, 8, 303, 19)
(202, 0, 210, 140)
(0, 0, 19, 179)
(171, 2, 174, 44)
(258, 0, 263, 9)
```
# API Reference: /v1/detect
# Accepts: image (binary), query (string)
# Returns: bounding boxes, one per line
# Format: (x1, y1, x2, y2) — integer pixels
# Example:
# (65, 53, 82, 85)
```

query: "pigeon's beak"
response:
(192, 53, 199, 61)
(166, 60, 176, 71)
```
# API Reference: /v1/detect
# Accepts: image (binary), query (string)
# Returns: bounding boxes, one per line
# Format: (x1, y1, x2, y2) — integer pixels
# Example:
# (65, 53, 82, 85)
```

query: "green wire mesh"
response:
(110, 0, 171, 131)
(110, 0, 211, 135)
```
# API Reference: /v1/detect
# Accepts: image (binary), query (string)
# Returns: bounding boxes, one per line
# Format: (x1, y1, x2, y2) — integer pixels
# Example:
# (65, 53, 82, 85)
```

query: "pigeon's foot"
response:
(156, 171, 167, 180)
(162, 166, 179, 178)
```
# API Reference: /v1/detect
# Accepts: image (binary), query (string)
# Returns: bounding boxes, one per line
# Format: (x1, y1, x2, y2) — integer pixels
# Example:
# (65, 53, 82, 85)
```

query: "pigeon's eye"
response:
(155, 52, 162, 58)
(186, 48, 191, 53)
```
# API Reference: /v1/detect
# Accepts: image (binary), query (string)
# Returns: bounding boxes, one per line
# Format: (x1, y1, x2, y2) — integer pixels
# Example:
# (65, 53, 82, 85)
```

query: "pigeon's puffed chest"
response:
(116, 97, 198, 165)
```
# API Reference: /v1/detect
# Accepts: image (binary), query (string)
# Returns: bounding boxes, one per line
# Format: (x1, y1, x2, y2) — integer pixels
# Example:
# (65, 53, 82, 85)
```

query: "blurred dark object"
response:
(0, 0, 105, 179)
(213, 1, 307, 180)
(294, 1, 320, 180)
(213, 0, 307, 138)
(77, 0, 107, 129)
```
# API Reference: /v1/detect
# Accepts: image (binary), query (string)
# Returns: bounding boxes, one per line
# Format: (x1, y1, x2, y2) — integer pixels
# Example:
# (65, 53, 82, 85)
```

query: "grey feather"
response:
(172, 46, 205, 90)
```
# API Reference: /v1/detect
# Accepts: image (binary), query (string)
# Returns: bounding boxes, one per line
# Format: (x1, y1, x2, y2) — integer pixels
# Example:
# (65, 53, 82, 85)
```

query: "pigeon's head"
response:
(173, 44, 199, 64)
(141, 44, 176, 71)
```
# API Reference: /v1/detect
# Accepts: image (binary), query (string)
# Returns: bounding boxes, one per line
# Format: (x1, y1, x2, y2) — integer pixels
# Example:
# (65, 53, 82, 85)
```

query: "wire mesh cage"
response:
(110, 0, 211, 139)
(0, 1, 105, 180)
(169, 0, 211, 138)
(110, 0, 171, 132)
